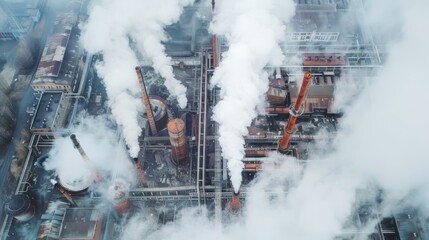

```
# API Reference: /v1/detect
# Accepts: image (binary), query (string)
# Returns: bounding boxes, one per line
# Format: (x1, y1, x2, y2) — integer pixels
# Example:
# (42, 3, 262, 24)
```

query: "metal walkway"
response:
(196, 50, 209, 206)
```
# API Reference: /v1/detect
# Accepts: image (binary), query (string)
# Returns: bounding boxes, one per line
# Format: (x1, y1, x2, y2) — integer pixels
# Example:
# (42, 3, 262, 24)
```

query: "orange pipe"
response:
(135, 160, 149, 188)
(278, 72, 312, 152)
(56, 184, 77, 206)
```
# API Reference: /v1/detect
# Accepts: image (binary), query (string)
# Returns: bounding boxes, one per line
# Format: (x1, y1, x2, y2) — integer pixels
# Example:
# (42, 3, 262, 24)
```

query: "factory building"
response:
(31, 12, 84, 93)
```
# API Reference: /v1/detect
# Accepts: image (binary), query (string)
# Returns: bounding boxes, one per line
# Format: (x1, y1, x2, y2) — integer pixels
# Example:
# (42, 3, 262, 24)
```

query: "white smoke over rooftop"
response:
(210, 0, 296, 193)
(81, 0, 192, 156)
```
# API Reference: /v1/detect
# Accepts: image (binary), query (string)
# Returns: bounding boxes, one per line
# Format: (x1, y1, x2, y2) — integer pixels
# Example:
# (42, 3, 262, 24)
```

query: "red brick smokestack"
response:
(135, 66, 158, 136)
(278, 72, 312, 152)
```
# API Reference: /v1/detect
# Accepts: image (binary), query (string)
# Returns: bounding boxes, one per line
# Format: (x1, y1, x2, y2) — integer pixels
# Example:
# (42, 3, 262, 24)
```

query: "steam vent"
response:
(2, 1, 426, 240)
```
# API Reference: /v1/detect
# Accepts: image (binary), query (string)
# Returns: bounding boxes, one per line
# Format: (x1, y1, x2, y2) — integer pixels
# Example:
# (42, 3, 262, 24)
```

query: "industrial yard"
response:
(0, 0, 429, 240)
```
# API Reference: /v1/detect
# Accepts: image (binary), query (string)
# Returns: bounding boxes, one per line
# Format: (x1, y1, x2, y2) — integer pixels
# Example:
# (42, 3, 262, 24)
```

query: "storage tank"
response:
(5, 194, 35, 221)
(58, 174, 92, 193)
(150, 96, 169, 131)
(109, 178, 131, 218)
(167, 118, 187, 163)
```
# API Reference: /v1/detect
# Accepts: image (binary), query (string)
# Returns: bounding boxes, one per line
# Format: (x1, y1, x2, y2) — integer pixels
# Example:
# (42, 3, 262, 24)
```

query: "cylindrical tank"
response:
(58, 174, 92, 193)
(150, 97, 169, 131)
(5, 194, 35, 221)
(167, 118, 187, 163)
(109, 179, 131, 218)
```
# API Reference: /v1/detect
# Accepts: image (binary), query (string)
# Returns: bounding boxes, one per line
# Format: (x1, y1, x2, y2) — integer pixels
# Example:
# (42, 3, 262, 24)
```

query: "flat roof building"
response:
(59, 208, 103, 240)
(30, 92, 71, 133)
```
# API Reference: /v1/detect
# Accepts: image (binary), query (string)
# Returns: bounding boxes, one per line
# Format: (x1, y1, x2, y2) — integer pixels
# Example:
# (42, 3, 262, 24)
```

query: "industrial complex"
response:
(0, 0, 427, 240)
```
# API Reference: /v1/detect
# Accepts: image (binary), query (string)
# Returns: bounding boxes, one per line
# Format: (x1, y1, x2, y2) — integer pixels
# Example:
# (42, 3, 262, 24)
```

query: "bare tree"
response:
(15, 143, 28, 161)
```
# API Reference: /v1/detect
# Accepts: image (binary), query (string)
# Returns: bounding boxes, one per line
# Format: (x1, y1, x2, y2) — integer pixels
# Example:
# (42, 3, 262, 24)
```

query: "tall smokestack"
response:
(69, 134, 102, 182)
(70, 134, 90, 161)
(135, 66, 158, 136)
(278, 72, 312, 153)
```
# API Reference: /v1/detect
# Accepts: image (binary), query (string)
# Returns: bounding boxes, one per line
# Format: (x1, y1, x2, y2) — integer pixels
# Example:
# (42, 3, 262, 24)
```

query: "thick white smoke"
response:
(81, 0, 192, 156)
(44, 116, 137, 189)
(120, 0, 429, 239)
(210, 0, 296, 193)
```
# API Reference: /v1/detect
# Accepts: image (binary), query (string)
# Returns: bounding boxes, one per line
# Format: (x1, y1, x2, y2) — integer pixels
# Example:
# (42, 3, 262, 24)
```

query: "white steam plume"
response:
(121, 0, 429, 239)
(210, 0, 296, 193)
(44, 117, 137, 189)
(81, 0, 192, 156)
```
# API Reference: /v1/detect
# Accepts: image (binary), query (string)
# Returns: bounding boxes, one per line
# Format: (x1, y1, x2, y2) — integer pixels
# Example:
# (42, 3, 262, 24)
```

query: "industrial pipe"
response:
(56, 184, 77, 207)
(134, 158, 149, 188)
(135, 66, 158, 136)
(278, 72, 312, 152)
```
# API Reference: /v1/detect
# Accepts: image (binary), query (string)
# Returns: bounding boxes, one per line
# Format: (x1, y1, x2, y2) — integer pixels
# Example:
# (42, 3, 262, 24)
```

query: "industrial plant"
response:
(0, 0, 428, 240)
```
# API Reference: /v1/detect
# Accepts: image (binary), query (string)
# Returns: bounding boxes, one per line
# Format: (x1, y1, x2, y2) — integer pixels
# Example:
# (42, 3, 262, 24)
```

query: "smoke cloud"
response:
(44, 116, 137, 190)
(120, 0, 429, 239)
(81, 0, 192, 156)
(210, 0, 296, 193)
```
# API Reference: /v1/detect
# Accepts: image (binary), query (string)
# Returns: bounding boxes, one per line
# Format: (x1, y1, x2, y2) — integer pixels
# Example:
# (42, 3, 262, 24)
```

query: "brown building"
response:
(58, 208, 103, 240)
(31, 12, 84, 93)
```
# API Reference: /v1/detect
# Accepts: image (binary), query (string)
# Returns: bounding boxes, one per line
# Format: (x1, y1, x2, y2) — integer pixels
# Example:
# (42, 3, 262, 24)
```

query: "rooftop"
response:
(59, 208, 101, 239)
(31, 92, 62, 130)
(34, 12, 77, 80)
